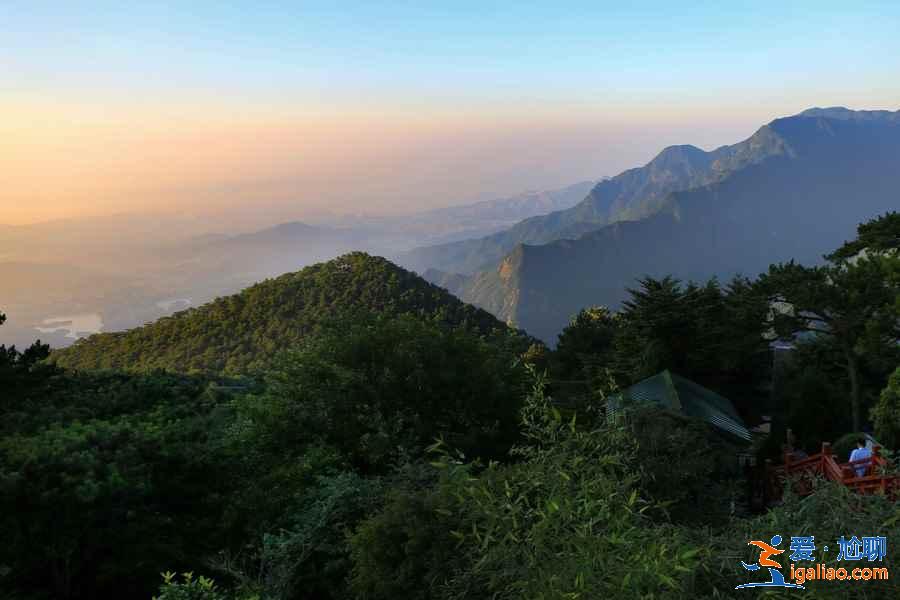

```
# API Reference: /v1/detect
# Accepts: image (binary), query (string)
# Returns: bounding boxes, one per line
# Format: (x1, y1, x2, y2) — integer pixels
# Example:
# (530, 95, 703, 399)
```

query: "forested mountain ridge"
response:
(457, 109, 900, 342)
(51, 253, 520, 375)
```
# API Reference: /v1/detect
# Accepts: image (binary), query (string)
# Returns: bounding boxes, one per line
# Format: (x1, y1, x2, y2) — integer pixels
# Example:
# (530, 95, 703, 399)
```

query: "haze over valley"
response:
(4, 107, 897, 349)
(5, 4, 899, 350)
(0, 181, 595, 346)
(5, 5, 900, 600)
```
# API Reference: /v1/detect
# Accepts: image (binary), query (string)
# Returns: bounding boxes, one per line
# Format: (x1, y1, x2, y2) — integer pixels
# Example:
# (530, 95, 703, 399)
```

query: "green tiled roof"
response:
(607, 370, 751, 443)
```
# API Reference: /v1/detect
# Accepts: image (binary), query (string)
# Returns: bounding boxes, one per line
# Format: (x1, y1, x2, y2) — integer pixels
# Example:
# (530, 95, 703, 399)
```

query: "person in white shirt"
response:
(849, 438, 872, 478)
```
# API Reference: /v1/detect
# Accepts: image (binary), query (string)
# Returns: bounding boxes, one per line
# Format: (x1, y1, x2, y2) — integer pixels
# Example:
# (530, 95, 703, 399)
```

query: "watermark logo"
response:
(735, 534, 888, 589)
(736, 534, 804, 589)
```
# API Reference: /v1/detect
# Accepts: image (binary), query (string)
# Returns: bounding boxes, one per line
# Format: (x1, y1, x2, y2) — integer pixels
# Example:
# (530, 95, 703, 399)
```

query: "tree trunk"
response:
(845, 350, 862, 433)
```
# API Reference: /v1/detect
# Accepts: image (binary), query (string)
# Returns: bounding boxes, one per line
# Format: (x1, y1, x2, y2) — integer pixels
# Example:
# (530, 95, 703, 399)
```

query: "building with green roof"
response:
(607, 370, 751, 443)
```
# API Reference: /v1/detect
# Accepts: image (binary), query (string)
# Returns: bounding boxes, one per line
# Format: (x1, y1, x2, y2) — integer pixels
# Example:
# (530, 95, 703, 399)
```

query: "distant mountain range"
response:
(51, 253, 517, 375)
(2, 182, 593, 348)
(414, 107, 900, 342)
(398, 114, 798, 275)
(8, 107, 898, 351)
(315, 180, 596, 248)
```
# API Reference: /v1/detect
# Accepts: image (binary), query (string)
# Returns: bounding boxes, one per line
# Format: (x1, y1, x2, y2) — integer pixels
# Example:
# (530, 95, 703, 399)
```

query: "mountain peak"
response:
(51, 252, 513, 375)
(452, 111, 900, 342)
(797, 106, 900, 122)
(398, 106, 899, 280)
(649, 144, 710, 168)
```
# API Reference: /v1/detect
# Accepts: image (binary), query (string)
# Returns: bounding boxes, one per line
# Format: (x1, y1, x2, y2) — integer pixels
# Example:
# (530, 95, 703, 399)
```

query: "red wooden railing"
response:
(765, 442, 900, 503)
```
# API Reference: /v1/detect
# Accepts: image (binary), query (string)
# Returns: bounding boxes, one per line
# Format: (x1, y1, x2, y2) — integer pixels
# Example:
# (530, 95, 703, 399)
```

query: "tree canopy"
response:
(827, 210, 900, 260)
(51, 253, 524, 376)
(4, 215, 900, 600)
(759, 213, 900, 431)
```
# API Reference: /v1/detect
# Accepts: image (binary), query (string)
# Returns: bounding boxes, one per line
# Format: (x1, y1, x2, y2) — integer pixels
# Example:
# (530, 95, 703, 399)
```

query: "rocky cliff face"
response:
(400, 114, 806, 276)
(457, 109, 900, 342)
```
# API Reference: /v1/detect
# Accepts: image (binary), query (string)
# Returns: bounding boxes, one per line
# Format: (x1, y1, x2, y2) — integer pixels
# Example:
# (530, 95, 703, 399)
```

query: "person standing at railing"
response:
(849, 438, 872, 477)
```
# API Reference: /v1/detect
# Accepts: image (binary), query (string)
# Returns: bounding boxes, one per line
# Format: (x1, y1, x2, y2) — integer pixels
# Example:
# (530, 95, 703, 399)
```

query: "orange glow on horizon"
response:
(0, 93, 867, 226)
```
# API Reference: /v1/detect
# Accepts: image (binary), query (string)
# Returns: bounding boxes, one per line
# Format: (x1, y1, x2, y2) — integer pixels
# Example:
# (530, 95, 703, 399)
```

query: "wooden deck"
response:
(766, 442, 900, 503)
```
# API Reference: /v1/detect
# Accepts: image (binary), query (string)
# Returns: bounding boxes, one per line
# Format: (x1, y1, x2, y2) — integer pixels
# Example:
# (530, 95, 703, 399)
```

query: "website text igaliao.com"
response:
(789, 563, 889, 585)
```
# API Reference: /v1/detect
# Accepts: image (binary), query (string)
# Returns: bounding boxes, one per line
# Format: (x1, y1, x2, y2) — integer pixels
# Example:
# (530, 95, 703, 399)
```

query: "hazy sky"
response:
(3, 1, 899, 226)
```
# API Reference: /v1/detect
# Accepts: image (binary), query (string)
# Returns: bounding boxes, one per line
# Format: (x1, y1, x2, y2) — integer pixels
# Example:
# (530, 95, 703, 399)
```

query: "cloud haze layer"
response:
(2, 1, 899, 226)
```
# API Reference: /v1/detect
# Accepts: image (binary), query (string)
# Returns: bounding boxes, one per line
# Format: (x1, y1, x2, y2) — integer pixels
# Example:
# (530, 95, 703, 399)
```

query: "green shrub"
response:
(350, 374, 707, 599)
(258, 472, 382, 600)
(625, 408, 744, 525)
(349, 473, 464, 600)
(153, 572, 228, 600)
(701, 480, 900, 598)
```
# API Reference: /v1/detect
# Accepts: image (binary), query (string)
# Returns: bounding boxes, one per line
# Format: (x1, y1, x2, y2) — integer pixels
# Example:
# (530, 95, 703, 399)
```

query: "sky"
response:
(2, 1, 900, 227)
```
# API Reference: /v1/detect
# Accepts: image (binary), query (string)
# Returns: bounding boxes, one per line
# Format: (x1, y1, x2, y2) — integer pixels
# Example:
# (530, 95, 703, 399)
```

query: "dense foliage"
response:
(827, 211, 900, 260)
(348, 384, 900, 600)
(759, 256, 899, 432)
(0, 356, 234, 598)
(2, 213, 898, 600)
(348, 386, 709, 600)
(234, 313, 528, 473)
(552, 275, 771, 423)
(51, 253, 518, 375)
(0, 300, 528, 599)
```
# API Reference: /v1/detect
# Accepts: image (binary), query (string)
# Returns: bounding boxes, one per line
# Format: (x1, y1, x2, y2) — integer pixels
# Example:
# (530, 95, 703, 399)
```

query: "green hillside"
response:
(52, 252, 518, 375)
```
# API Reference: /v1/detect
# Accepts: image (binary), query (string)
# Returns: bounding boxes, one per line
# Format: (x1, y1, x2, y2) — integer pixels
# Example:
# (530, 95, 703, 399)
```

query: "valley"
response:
(4, 6, 900, 597)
